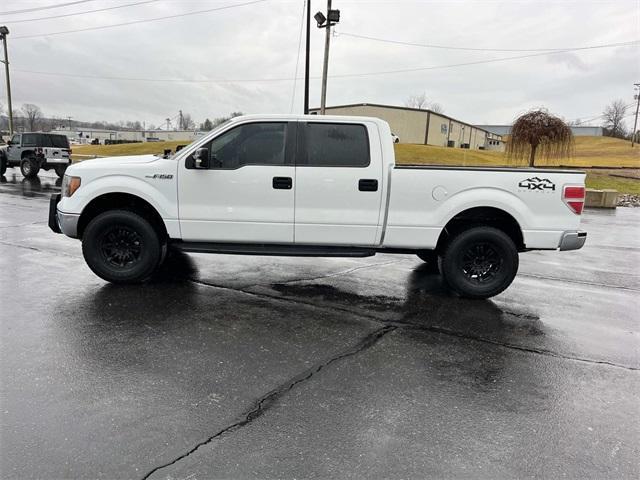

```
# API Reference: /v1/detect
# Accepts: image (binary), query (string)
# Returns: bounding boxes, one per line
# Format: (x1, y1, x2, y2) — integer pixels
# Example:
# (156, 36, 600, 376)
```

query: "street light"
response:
(315, 1, 340, 114)
(0, 26, 12, 135)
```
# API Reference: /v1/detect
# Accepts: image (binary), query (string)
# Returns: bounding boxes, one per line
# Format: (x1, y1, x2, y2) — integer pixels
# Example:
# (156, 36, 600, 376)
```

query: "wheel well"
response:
(77, 193, 168, 240)
(436, 207, 525, 252)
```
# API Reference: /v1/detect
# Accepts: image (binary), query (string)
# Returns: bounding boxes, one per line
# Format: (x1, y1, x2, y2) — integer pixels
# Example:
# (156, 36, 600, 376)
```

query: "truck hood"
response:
(73, 154, 160, 168)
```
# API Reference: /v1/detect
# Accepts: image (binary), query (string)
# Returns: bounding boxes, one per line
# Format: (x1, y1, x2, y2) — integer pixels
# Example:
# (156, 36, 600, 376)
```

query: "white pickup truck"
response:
(49, 114, 586, 298)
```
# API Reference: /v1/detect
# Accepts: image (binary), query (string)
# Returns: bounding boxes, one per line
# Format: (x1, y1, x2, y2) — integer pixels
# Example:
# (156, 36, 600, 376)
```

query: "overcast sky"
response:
(2, 0, 638, 128)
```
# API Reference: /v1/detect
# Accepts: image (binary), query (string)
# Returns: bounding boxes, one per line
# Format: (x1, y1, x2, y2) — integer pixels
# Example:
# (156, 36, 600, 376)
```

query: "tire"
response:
(20, 156, 40, 179)
(440, 226, 518, 299)
(416, 250, 440, 274)
(54, 164, 68, 177)
(82, 210, 162, 284)
(0, 154, 6, 176)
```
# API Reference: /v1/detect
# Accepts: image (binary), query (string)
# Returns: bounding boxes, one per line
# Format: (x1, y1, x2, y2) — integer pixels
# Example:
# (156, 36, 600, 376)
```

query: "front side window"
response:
(303, 123, 370, 167)
(10, 134, 20, 145)
(203, 122, 287, 169)
(22, 134, 37, 147)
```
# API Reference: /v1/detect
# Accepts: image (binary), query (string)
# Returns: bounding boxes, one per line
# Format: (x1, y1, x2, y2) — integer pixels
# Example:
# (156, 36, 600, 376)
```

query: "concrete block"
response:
(585, 188, 618, 208)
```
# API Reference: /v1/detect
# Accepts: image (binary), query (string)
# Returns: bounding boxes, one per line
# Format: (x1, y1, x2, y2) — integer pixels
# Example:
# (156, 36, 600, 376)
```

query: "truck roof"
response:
(229, 113, 389, 126)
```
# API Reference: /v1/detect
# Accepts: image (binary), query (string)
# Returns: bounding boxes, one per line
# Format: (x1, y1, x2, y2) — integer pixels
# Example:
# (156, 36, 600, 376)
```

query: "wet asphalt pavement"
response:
(1, 170, 638, 479)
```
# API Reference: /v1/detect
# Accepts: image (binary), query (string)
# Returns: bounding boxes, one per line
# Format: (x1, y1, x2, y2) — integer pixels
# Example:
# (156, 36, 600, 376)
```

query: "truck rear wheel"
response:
(440, 226, 518, 299)
(20, 157, 40, 179)
(82, 210, 161, 284)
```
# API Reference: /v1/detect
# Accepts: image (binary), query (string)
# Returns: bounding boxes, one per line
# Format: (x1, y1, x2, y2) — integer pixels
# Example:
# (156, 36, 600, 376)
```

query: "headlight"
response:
(62, 175, 81, 197)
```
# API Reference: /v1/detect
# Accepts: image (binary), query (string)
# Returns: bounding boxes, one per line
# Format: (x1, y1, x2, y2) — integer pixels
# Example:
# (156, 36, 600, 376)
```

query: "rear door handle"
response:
(273, 176, 293, 190)
(358, 179, 378, 192)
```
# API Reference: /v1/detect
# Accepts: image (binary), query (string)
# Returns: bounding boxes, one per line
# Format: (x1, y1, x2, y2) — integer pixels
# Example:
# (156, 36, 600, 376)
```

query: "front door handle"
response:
(358, 179, 378, 192)
(273, 176, 292, 190)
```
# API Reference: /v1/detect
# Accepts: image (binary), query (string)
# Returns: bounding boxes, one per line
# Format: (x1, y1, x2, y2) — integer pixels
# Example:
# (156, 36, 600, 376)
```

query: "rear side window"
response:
(48, 135, 70, 148)
(303, 123, 370, 167)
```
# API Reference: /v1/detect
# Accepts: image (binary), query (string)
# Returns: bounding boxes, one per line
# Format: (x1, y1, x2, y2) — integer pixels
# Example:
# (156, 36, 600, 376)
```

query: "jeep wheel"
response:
(440, 226, 518, 299)
(0, 154, 6, 176)
(416, 250, 440, 274)
(20, 157, 40, 179)
(82, 210, 161, 284)
(54, 165, 68, 177)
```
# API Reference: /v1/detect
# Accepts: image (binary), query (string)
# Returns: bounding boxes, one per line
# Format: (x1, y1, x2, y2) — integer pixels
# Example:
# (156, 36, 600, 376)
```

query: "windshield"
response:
(162, 119, 234, 159)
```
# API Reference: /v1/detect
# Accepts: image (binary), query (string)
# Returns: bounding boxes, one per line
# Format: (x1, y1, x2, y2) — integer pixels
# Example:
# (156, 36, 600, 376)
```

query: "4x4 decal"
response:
(518, 177, 555, 191)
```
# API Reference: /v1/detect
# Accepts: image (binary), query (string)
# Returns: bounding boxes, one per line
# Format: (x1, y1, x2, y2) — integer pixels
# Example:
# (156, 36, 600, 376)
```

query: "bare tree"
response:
(429, 102, 444, 114)
(405, 92, 444, 113)
(602, 99, 628, 138)
(405, 92, 429, 109)
(506, 109, 573, 167)
(21, 104, 43, 132)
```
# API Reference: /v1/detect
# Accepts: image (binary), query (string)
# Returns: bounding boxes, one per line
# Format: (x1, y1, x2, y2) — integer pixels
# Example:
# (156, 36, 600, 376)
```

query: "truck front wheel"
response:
(440, 226, 518, 299)
(20, 157, 40, 179)
(82, 210, 161, 284)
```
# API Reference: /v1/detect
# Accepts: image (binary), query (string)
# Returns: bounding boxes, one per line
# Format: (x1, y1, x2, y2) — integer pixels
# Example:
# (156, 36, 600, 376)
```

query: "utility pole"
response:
(0, 26, 13, 135)
(632, 83, 640, 147)
(319, 0, 332, 115)
(303, 0, 310, 114)
(178, 110, 184, 130)
(166, 118, 171, 130)
(314, 2, 339, 114)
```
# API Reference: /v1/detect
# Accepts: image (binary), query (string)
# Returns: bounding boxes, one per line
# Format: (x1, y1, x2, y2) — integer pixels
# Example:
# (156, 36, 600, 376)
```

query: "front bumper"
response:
(48, 194, 79, 237)
(559, 230, 587, 251)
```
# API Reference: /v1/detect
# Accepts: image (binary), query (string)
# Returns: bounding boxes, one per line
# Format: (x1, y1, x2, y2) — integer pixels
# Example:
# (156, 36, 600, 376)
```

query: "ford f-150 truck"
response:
(49, 114, 586, 298)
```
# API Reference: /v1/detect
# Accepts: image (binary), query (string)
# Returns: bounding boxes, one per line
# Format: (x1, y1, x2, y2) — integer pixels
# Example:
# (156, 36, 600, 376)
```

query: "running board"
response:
(171, 241, 377, 258)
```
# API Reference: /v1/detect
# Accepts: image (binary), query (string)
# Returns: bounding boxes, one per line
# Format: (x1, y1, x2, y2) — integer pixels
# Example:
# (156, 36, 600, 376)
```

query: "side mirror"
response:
(193, 147, 209, 169)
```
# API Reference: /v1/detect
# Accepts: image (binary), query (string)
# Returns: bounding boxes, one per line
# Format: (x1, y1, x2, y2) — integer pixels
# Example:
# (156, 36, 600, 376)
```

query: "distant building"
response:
(477, 125, 604, 137)
(51, 126, 203, 144)
(310, 103, 503, 151)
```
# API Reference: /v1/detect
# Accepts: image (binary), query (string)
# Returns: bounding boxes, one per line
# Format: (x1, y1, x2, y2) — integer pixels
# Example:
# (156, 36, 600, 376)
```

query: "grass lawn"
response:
(72, 136, 639, 193)
(72, 141, 188, 158)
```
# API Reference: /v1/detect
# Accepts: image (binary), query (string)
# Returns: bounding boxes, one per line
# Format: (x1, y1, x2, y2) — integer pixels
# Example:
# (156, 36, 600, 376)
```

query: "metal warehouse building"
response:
(310, 103, 503, 151)
(477, 125, 604, 137)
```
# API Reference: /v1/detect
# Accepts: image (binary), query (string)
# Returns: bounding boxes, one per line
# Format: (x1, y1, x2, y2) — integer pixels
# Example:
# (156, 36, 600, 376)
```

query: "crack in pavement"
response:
(250, 258, 404, 287)
(0, 240, 80, 259)
(187, 277, 639, 371)
(388, 321, 640, 372)
(140, 325, 396, 480)
(519, 272, 640, 292)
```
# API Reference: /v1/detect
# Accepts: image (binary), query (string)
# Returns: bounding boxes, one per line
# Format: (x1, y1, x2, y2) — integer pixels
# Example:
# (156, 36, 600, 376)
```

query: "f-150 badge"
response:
(145, 174, 173, 179)
(518, 177, 555, 191)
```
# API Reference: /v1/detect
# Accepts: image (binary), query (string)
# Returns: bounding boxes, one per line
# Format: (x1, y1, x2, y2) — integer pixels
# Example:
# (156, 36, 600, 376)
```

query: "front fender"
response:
(59, 174, 179, 235)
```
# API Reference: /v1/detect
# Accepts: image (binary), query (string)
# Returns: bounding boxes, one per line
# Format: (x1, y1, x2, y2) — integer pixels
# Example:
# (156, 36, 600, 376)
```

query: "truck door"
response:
(178, 121, 296, 243)
(294, 121, 383, 246)
(7, 134, 20, 162)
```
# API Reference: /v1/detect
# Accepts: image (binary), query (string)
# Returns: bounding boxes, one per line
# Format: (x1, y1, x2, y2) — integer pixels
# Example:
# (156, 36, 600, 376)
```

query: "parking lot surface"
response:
(1, 170, 639, 479)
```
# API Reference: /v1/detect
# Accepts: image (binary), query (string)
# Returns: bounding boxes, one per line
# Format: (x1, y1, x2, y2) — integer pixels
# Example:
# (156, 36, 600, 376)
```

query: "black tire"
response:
(54, 164, 68, 177)
(20, 156, 40, 179)
(416, 250, 441, 274)
(82, 210, 162, 284)
(440, 226, 518, 299)
(0, 154, 6, 176)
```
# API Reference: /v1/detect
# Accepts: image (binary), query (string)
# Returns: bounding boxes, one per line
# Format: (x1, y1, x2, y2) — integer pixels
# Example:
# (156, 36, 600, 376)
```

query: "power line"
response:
(338, 31, 639, 53)
(290, 0, 306, 113)
(12, 40, 638, 84)
(12, 0, 269, 40)
(6, 0, 161, 24)
(0, 0, 96, 16)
